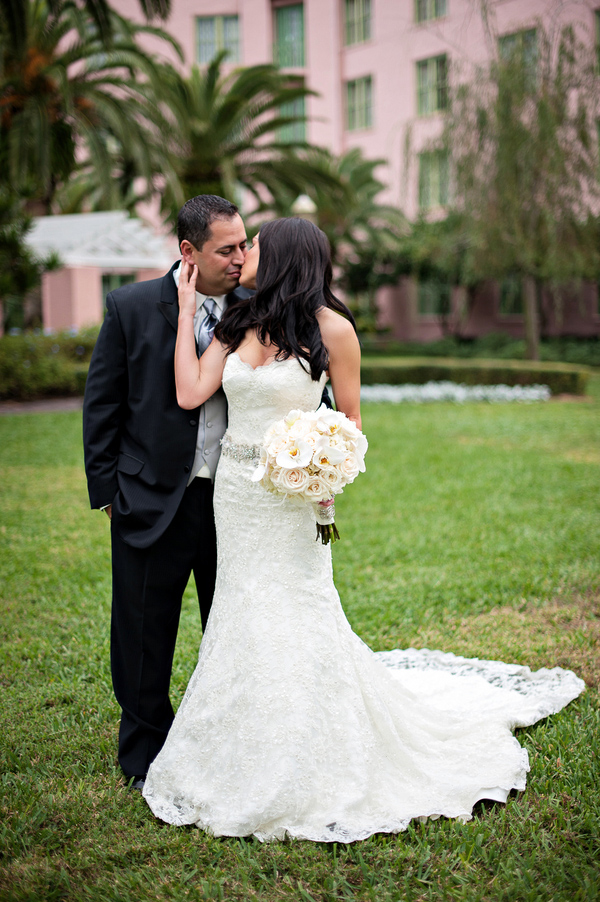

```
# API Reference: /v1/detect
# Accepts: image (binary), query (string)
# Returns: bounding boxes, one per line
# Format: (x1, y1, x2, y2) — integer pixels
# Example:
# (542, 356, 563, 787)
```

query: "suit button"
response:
(183, 465, 190, 473)
(206, 421, 212, 428)
(189, 419, 197, 426)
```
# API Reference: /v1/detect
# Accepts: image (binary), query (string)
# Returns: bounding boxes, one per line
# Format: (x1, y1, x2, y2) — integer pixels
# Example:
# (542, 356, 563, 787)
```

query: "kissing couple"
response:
(83, 194, 584, 842)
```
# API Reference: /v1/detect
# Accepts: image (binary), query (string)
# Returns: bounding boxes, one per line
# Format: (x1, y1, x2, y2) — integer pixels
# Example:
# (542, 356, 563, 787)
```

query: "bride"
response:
(142, 217, 584, 842)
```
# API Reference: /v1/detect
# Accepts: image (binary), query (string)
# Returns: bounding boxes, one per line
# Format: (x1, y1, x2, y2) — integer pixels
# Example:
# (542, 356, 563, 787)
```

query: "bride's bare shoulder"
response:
(316, 307, 357, 344)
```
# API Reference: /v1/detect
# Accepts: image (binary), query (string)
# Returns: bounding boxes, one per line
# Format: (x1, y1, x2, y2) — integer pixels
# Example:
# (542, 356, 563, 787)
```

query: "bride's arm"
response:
(318, 309, 362, 430)
(175, 261, 227, 410)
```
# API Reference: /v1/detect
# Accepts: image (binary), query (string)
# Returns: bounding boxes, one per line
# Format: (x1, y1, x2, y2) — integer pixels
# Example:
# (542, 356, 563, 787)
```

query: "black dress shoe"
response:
(128, 775, 146, 792)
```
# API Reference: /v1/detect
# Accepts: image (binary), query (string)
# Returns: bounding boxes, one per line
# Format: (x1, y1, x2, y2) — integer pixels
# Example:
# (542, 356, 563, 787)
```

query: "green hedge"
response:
(0, 332, 95, 401)
(360, 356, 590, 396)
(360, 333, 600, 368)
(0, 333, 591, 400)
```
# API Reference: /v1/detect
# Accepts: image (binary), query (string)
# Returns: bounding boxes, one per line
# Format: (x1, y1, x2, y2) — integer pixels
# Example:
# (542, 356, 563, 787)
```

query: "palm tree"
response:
(159, 53, 344, 227)
(46, 0, 171, 44)
(306, 148, 405, 264)
(268, 147, 405, 264)
(0, 187, 60, 330)
(266, 147, 406, 330)
(0, 0, 181, 213)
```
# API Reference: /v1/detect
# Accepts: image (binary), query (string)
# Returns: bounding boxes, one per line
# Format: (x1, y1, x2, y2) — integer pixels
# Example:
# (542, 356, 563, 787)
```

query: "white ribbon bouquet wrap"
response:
(251, 405, 368, 544)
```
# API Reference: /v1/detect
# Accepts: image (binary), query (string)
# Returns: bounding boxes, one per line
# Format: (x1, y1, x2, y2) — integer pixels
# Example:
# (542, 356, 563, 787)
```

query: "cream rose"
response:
(266, 434, 291, 456)
(288, 417, 313, 439)
(304, 476, 330, 500)
(321, 467, 344, 493)
(339, 453, 360, 481)
(267, 466, 285, 488)
(277, 467, 311, 494)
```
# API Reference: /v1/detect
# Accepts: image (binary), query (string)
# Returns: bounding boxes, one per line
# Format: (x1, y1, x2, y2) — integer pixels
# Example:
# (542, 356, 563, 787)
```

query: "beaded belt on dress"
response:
(220, 432, 261, 464)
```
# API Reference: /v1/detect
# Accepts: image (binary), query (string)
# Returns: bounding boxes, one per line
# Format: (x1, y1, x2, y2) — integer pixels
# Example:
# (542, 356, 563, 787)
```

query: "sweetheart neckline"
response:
(229, 351, 291, 372)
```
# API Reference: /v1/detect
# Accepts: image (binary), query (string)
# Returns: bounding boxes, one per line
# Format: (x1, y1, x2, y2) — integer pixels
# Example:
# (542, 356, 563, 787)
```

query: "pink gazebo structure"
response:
(27, 212, 178, 333)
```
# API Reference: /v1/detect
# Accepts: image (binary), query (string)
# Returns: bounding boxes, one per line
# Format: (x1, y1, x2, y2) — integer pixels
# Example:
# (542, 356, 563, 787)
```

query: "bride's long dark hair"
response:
(214, 217, 357, 381)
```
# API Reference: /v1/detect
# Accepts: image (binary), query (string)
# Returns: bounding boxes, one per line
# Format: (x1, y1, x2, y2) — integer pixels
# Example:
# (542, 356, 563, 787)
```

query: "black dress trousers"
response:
(110, 477, 217, 778)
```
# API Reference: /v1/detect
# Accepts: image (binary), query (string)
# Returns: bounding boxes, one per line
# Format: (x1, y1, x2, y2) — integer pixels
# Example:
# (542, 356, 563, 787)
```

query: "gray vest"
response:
(189, 386, 228, 482)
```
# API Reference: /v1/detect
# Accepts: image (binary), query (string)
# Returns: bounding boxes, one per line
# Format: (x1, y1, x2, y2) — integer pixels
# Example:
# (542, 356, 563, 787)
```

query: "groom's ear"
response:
(180, 240, 197, 265)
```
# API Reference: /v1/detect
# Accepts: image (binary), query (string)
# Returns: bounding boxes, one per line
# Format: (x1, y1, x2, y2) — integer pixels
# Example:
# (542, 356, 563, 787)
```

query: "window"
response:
(498, 276, 524, 316)
(418, 150, 449, 209)
(196, 15, 239, 64)
(418, 281, 451, 316)
(274, 4, 305, 67)
(346, 76, 373, 130)
(344, 0, 371, 46)
(279, 95, 306, 142)
(498, 28, 537, 76)
(415, 0, 447, 24)
(417, 55, 448, 115)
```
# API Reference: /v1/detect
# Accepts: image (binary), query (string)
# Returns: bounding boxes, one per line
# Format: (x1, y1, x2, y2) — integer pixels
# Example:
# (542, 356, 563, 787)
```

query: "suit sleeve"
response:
(320, 384, 333, 409)
(82, 293, 128, 509)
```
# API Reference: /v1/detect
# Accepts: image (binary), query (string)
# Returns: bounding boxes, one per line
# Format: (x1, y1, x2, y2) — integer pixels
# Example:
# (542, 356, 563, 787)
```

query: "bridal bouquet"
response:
(251, 405, 367, 544)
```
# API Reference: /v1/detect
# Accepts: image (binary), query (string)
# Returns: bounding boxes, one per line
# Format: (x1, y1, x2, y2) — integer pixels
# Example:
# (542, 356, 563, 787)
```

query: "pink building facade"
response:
(88, 1, 600, 339)
(27, 212, 178, 333)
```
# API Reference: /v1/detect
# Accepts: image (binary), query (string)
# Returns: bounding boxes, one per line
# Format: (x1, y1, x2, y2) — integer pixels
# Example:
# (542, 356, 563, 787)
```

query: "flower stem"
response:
(316, 523, 341, 545)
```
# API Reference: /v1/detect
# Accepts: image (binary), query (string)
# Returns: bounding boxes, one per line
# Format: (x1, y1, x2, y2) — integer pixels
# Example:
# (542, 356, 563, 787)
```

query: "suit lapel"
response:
(157, 262, 180, 333)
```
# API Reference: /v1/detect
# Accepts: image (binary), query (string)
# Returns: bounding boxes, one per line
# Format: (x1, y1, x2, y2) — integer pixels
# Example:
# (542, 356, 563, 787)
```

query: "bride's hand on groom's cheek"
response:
(178, 260, 198, 317)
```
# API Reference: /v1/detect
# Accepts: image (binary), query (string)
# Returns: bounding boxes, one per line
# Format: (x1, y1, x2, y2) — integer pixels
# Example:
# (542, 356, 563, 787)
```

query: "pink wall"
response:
(42, 266, 168, 332)
(116, 0, 599, 217)
(378, 277, 600, 341)
(42, 268, 102, 333)
(110, 0, 600, 341)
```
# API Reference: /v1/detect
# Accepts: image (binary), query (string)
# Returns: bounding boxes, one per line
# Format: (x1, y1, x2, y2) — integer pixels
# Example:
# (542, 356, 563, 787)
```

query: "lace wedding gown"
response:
(143, 354, 585, 842)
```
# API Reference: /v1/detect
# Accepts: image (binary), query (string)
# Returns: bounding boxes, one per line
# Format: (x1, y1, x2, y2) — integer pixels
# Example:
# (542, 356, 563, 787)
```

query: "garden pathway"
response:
(0, 397, 83, 416)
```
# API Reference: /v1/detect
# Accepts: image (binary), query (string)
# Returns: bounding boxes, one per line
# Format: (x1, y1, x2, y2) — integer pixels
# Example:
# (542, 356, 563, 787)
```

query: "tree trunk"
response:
(523, 275, 540, 361)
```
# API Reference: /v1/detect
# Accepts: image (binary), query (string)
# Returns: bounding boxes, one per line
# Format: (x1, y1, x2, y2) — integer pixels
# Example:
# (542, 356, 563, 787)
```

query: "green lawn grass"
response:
(1, 382, 599, 901)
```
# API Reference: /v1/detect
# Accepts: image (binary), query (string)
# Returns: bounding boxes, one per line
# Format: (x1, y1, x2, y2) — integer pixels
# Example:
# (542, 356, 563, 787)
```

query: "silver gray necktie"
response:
(196, 297, 218, 355)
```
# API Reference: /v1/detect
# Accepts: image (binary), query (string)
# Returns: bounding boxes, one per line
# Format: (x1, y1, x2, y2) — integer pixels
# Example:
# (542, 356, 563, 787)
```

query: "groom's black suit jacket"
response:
(83, 262, 251, 549)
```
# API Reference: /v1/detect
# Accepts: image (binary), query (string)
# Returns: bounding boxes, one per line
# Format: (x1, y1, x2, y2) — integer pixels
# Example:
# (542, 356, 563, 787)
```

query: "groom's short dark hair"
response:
(177, 195, 239, 251)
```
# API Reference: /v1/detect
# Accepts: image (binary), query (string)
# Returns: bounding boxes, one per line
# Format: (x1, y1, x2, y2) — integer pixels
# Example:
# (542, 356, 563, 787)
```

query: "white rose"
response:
(277, 467, 311, 494)
(339, 453, 360, 482)
(289, 418, 312, 439)
(327, 433, 348, 451)
(267, 434, 290, 456)
(305, 476, 330, 500)
(320, 467, 344, 493)
(339, 418, 361, 439)
(303, 430, 325, 451)
(268, 466, 285, 488)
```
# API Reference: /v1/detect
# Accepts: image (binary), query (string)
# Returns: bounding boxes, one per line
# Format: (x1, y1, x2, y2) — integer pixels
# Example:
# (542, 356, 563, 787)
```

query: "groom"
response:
(83, 195, 251, 789)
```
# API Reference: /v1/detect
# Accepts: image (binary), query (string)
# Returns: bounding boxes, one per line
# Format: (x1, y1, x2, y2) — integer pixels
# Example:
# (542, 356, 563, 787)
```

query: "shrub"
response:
(0, 331, 96, 400)
(360, 334, 600, 368)
(360, 357, 590, 396)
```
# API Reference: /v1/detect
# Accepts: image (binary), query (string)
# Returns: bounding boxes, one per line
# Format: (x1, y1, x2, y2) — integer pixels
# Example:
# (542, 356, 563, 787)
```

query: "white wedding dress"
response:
(143, 354, 585, 842)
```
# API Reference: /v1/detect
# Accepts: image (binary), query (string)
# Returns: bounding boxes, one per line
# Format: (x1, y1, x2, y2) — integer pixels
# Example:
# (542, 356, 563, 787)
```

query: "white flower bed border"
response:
(360, 381, 551, 404)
